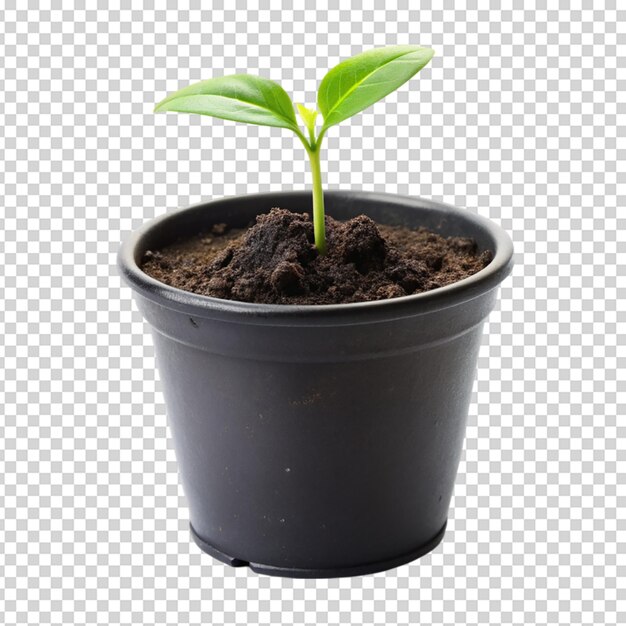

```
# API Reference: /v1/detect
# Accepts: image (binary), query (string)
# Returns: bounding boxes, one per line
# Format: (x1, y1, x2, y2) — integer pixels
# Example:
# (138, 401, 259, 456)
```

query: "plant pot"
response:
(117, 190, 514, 578)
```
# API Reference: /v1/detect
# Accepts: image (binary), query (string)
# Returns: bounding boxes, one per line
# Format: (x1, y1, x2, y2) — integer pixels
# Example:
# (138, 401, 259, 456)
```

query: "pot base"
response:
(189, 521, 447, 579)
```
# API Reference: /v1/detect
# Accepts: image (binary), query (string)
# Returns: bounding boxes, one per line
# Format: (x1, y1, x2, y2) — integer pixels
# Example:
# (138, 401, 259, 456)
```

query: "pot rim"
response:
(117, 190, 514, 324)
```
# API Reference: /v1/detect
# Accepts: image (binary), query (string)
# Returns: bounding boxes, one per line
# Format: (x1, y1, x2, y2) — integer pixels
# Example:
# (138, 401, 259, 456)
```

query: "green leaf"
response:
(154, 74, 299, 132)
(296, 103, 318, 132)
(317, 45, 434, 131)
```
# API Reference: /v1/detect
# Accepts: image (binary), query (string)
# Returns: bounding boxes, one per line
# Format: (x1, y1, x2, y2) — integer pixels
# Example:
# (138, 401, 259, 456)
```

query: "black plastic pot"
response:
(118, 190, 513, 578)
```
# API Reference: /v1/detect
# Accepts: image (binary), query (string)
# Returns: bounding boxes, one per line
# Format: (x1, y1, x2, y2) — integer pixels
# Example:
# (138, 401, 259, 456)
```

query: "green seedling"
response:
(154, 45, 434, 255)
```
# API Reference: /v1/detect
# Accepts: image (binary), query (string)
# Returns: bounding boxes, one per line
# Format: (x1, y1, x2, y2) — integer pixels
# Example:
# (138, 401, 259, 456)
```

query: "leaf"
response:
(317, 45, 434, 131)
(296, 103, 318, 132)
(154, 74, 299, 132)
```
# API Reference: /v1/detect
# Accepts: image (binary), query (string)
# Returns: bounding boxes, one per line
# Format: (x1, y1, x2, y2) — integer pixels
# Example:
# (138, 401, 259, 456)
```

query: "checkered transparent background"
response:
(1, 2, 624, 625)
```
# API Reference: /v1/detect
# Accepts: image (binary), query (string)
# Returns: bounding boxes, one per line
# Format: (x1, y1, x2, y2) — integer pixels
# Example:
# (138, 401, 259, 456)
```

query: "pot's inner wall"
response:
(135, 192, 497, 266)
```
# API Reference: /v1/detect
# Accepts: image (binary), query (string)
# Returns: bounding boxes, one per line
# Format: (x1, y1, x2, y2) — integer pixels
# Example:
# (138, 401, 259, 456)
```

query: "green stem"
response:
(307, 145, 326, 255)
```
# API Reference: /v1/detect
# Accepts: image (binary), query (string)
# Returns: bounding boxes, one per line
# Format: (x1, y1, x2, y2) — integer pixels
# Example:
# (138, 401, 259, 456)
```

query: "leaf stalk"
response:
(306, 144, 326, 255)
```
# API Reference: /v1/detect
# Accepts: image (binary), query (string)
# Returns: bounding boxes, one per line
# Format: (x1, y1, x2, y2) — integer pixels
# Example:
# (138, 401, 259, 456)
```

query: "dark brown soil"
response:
(141, 208, 492, 305)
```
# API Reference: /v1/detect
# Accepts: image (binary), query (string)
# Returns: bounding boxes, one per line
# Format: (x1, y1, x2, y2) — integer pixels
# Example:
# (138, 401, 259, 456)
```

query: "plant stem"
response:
(307, 145, 326, 255)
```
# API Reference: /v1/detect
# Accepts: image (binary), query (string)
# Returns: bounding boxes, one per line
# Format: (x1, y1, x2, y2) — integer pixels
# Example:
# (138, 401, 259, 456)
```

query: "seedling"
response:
(154, 45, 434, 254)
